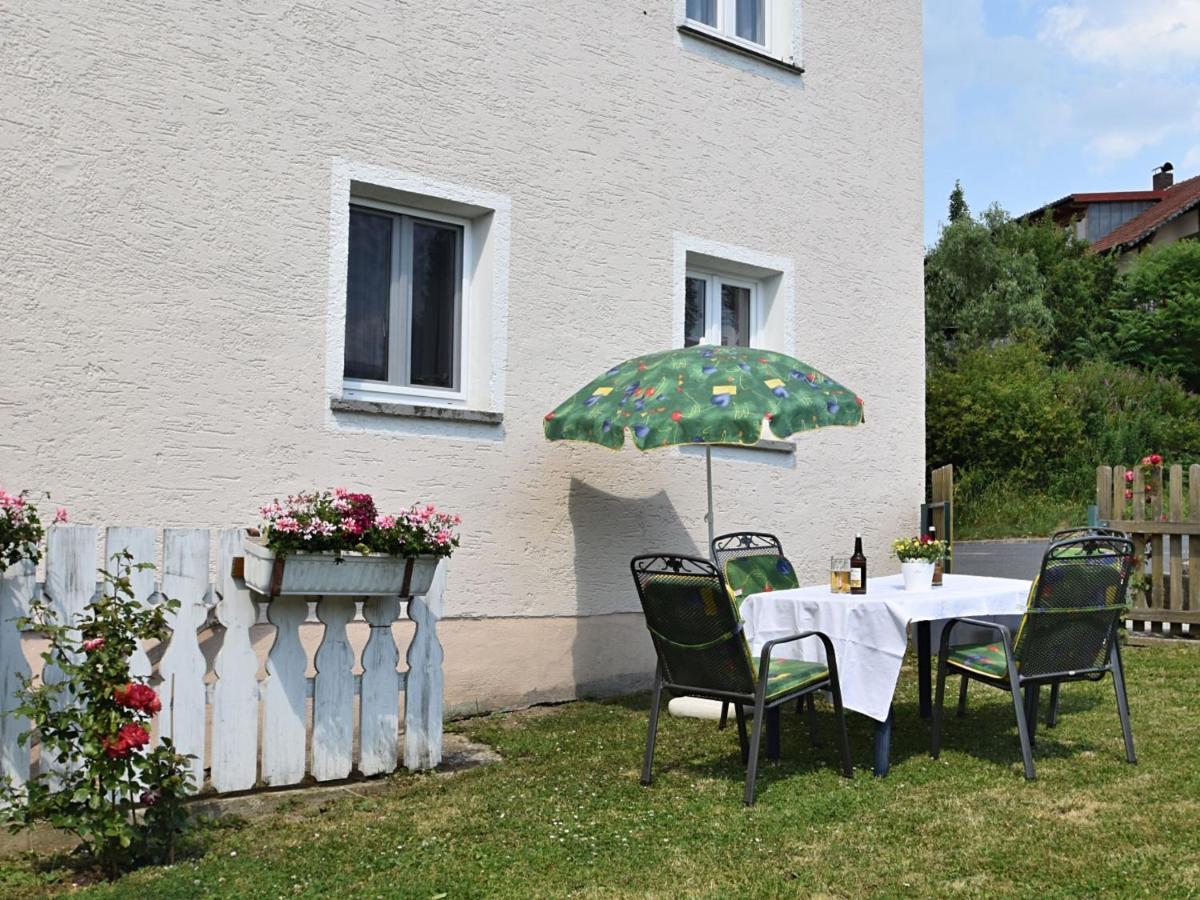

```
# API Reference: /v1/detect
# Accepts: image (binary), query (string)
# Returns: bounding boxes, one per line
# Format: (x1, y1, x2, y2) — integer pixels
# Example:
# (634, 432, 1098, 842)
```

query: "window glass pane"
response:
(735, 0, 765, 44)
(720, 283, 751, 347)
(344, 207, 392, 382)
(409, 220, 460, 389)
(687, 0, 717, 26)
(685, 276, 707, 347)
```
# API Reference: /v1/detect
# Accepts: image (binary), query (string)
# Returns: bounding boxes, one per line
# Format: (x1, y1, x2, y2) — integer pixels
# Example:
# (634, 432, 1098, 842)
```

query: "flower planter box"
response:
(242, 537, 438, 598)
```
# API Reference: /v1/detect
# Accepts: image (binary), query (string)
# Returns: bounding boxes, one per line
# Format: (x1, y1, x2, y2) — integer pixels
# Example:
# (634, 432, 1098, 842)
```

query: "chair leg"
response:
(744, 698, 766, 805)
(805, 693, 821, 747)
(956, 674, 969, 718)
(1110, 641, 1136, 764)
(765, 706, 781, 760)
(830, 685, 853, 779)
(734, 703, 750, 764)
(1024, 684, 1041, 746)
(1046, 682, 1060, 728)
(1009, 681, 1036, 780)
(641, 667, 664, 786)
(718, 701, 729, 730)
(932, 656, 949, 759)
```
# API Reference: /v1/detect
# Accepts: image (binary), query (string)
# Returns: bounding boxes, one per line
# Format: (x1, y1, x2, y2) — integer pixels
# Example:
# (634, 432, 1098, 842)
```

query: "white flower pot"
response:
(900, 560, 936, 592)
(242, 537, 439, 598)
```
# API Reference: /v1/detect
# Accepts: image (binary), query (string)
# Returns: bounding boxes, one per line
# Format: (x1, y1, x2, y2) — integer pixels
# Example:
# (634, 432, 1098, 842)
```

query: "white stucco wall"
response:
(0, 1, 924, 704)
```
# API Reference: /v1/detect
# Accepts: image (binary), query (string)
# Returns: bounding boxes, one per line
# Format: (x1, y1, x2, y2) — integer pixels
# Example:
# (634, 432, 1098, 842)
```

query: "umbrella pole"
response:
(706, 446, 715, 561)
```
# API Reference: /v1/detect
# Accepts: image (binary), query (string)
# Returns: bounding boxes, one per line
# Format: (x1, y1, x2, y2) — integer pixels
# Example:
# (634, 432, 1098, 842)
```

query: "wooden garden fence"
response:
(1096, 464, 1199, 635)
(0, 526, 446, 799)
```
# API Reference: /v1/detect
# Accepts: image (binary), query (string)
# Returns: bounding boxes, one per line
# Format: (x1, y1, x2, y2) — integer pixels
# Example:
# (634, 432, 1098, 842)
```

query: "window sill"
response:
(677, 25, 804, 75)
(330, 397, 503, 425)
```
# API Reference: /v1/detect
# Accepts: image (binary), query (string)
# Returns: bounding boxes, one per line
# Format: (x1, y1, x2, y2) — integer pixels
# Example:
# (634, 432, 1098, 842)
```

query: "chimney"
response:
(1153, 162, 1174, 191)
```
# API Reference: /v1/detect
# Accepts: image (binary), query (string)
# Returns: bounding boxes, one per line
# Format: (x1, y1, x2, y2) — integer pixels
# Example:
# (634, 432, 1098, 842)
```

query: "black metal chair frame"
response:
(1038, 526, 1132, 726)
(931, 536, 1136, 779)
(709, 532, 819, 742)
(632, 554, 853, 805)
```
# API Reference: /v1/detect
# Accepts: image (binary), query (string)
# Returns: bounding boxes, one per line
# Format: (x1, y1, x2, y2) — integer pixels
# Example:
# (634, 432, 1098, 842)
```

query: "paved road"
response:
(952, 539, 1046, 580)
(954, 535, 1189, 581)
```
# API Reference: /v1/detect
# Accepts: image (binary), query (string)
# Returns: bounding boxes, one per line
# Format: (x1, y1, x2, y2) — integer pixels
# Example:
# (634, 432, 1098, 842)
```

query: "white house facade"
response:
(1, 0, 925, 713)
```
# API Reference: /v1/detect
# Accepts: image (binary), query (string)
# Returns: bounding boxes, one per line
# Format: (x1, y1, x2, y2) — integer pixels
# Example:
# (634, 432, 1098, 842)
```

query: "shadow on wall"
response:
(567, 476, 696, 698)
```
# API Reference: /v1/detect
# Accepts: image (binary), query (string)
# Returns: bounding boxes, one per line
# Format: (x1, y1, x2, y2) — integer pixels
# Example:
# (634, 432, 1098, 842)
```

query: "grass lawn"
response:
(954, 488, 1085, 541)
(3, 641, 1199, 898)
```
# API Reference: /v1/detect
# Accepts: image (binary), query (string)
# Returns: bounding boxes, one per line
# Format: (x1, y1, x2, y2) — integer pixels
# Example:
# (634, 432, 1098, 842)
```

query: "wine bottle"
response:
(930, 525, 944, 586)
(850, 533, 867, 595)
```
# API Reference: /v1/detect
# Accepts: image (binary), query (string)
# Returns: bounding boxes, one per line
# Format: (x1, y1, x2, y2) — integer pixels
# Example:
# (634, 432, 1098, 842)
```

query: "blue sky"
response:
(924, 0, 1200, 246)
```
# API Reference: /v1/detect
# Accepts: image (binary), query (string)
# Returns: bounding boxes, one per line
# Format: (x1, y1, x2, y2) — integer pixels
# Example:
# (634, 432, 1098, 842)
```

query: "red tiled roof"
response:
(1021, 190, 1163, 222)
(1092, 174, 1200, 253)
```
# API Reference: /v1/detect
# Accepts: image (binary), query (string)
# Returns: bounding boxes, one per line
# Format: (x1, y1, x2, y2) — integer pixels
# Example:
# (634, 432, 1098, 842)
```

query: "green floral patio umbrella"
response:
(543, 345, 864, 552)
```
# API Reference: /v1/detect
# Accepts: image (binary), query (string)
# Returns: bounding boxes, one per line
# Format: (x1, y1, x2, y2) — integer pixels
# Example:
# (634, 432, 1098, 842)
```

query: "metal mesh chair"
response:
(1040, 526, 1132, 726)
(931, 535, 1136, 779)
(709, 532, 814, 736)
(630, 554, 852, 804)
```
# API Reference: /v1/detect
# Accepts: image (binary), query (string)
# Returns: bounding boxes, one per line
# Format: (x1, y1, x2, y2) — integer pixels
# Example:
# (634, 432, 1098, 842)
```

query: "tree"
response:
(948, 180, 969, 223)
(924, 205, 1051, 363)
(1107, 241, 1200, 392)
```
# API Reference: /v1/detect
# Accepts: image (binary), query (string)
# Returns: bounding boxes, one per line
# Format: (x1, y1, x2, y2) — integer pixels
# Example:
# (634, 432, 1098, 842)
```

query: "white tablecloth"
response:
(741, 574, 1031, 722)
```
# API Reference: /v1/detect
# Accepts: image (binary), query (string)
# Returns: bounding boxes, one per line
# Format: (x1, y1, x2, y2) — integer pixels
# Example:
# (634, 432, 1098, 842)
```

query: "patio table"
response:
(741, 573, 1031, 776)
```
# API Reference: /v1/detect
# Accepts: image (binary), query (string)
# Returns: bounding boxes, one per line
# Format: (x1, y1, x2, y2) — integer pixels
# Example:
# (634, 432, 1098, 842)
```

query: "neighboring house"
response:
(1023, 163, 1200, 268)
(1, 2, 924, 713)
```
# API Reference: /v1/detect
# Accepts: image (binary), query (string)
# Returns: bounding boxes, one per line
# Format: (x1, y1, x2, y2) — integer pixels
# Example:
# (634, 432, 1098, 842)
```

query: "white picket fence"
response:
(0, 526, 445, 797)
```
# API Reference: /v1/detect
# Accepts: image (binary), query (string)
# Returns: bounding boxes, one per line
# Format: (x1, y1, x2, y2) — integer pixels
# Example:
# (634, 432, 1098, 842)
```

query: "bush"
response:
(928, 341, 1200, 503)
(0, 552, 193, 880)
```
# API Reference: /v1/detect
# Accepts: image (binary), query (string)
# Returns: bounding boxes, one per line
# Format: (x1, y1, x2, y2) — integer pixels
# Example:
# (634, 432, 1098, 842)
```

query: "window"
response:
(686, 0, 770, 49)
(344, 200, 464, 395)
(684, 269, 759, 347)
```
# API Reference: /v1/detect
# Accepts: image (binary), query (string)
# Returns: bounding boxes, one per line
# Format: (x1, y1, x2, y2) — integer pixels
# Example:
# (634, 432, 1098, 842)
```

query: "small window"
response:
(684, 270, 760, 348)
(344, 201, 464, 393)
(687, 0, 771, 49)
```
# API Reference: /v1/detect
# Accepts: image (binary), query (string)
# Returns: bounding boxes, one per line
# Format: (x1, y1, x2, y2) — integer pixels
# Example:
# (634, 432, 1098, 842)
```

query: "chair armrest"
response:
(758, 631, 837, 689)
(937, 617, 1014, 658)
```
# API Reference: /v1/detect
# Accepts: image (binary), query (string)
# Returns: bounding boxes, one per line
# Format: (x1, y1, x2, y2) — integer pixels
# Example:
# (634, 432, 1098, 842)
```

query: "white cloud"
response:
(1039, 0, 1200, 70)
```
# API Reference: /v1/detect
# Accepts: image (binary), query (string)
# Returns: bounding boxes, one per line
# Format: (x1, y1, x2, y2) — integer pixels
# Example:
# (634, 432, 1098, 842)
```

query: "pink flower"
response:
(375, 514, 396, 529)
(54, 507, 68, 523)
(1125, 470, 1135, 483)
(1124, 489, 1134, 500)
(273, 516, 300, 533)
(1150, 453, 1163, 466)
(82, 637, 105, 652)
(434, 529, 453, 546)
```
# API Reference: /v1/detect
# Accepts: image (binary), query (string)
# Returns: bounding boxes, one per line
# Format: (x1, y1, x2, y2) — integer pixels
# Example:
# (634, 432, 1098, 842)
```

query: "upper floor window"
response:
(344, 200, 464, 395)
(687, 0, 769, 50)
(684, 269, 760, 348)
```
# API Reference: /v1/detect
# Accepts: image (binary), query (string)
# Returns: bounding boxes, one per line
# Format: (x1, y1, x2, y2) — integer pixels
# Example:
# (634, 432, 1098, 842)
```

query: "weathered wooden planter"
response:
(242, 537, 438, 598)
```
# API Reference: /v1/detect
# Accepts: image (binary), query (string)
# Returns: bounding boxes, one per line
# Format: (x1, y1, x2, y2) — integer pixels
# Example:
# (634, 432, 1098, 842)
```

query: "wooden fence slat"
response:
(1111, 466, 1124, 523)
(42, 526, 97, 784)
(104, 527, 157, 681)
(405, 562, 446, 771)
(210, 529, 260, 793)
(0, 560, 36, 794)
(157, 529, 209, 788)
(312, 598, 356, 781)
(1097, 466, 1113, 521)
(262, 596, 308, 786)
(1190, 466, 1200, 612)
(360, 596, 401, 776)
(1168, 468, 1184, 621)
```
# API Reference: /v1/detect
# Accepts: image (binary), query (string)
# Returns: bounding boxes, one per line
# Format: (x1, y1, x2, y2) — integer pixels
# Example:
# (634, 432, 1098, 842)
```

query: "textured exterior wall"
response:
(0, 1, 924, 706)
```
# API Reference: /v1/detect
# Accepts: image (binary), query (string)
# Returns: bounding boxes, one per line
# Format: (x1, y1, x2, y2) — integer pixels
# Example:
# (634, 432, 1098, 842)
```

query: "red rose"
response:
(103, 735, 130, 758)
(82, 637, 105, 652)
(119, 722, 150, 750)
(1150, 454, 1163, 465)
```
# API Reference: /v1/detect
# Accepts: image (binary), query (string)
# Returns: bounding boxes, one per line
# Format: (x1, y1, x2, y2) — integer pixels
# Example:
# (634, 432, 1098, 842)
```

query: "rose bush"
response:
(259, 488, 461, 559)
(0, 551, 193, 879)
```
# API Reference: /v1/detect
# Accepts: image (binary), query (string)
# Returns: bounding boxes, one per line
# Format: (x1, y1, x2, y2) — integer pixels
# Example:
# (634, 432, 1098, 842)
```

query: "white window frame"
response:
(686, 0, 776, 55)
(343, 197, 469, 404)
(684, 268, 763, 348)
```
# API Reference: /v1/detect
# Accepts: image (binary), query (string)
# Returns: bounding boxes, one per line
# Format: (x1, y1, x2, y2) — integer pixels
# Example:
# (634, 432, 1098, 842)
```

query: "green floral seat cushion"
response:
(723, 554, 800, 606)
(758, 657, 828, 700)
(945, 643, 1008, 679)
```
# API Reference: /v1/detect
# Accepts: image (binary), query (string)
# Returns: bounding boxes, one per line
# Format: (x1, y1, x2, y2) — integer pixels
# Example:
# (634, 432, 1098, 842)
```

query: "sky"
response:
(924, 0, 1200, 246)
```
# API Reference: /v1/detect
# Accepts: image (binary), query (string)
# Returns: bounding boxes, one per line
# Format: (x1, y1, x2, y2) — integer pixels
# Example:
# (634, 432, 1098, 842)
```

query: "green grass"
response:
(955, 487, 1086, 541)
(4, 642, 1200, 898)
